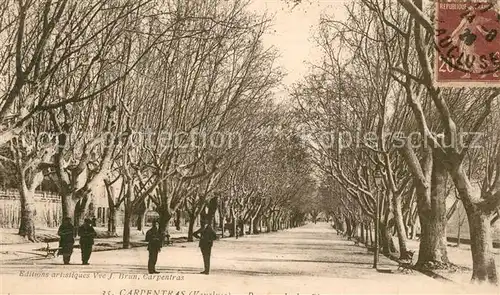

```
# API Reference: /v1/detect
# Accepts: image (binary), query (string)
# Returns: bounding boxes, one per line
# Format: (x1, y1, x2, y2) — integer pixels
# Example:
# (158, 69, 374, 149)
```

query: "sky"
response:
(247, 0, 348, 99)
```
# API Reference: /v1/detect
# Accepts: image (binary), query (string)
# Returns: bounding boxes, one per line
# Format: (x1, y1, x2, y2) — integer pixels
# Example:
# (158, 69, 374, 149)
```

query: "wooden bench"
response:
(45, 242, 62, 258)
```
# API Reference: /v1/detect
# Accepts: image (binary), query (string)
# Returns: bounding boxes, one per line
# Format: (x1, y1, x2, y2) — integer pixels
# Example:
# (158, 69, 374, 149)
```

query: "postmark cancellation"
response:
(435, 0, 500, 86)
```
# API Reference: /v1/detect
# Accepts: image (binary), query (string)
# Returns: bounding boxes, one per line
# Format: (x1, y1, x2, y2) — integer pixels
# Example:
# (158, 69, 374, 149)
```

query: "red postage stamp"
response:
(435, 1, 500, 86)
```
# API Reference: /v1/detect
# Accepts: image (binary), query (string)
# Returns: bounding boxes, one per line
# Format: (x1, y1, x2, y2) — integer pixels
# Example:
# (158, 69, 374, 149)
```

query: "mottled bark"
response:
(62, 193, 74, 220)
(416, 157, 448, 266)
(453, 167, 498, 284)
(467, 209, 497, 284)
(18, 189, 37, 242)
(392, 192, 410, 259)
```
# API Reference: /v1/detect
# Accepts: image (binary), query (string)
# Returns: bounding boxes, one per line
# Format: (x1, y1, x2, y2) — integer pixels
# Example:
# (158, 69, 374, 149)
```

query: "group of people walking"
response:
(58, 217, 217, 275)
(57, 217, 97, 265)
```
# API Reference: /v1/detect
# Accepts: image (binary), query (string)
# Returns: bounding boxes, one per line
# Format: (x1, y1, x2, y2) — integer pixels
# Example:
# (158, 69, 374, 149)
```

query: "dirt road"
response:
(1, 223, 495, 294)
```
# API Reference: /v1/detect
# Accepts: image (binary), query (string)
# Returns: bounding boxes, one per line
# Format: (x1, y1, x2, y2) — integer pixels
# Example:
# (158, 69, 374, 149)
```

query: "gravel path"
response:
(1, 223, 496, 294)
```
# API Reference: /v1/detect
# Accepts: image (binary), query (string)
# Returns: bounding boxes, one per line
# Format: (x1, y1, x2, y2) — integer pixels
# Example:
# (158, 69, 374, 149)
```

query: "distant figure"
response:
(145, 221, 163, 274)
(57, 217, 75, 265)
(78, 218, 97, 265)
(193, 220, 217, 275)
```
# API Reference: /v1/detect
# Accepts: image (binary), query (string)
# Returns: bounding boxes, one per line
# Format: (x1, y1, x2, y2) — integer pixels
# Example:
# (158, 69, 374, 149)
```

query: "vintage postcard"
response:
(0, 0, 499, 295)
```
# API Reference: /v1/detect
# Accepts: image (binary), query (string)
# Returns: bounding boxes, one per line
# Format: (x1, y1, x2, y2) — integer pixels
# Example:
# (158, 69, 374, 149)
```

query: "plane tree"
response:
(355, 0, 500, 283)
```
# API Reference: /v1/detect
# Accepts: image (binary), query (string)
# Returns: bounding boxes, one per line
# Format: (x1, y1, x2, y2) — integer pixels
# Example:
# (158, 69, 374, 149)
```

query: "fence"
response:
(0, 189, 197, 230)
(0, 190, 62, 228)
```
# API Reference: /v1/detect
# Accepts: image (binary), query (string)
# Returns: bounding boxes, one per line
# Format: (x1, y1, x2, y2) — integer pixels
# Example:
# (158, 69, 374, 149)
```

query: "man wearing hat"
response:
(78, 218, 97, 265)
(193, 219, 217, 275)
(145, 220, 163, 274)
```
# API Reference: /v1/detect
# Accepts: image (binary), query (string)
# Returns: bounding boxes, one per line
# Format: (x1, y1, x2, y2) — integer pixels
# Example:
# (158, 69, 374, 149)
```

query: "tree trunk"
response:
(392, 192, 410, 259)
(345, 218, 353, 239)
(105, 181, 118, 236)
(62, 193, 74, 219)
(206, 197, 218, 225)
(108, 206, 118, 236)
(457, 202, 462, 247)
(187, 213, 196, 242)
(136, 202, 147, 232)
(253, 217, 260, 234)
(380, 223, 396, 255)
(369, 222, 373, 245)
(360, 223, 365, 243)
(240, 219, 245, 236)
(450, 165, 498, 285)
(466, 209, 497, 284)
(140, 209, 147, 232)
(272, 214, 280, 231)
(417, 212, 448, 266)
(410, 217, 418, 240)
(249, 217, 254, 235)
(415, 159, 449, 267)
(74, 193, 89, 232)
(122, 184, 132, 249)
(219, 206, 225, 237)
(233, 212, 238, 238)
(18, 189, 37, 242)
(365, 223, 369, 244)
(404, 210, 411, 239)
(123, 204, 131, 249)
(158, 208, 171, 245)
(175, 209, 182, 231)
(135, 214, 141, 231)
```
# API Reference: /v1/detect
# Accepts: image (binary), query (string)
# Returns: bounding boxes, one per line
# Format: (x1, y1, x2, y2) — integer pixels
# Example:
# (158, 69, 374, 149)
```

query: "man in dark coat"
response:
(193, 220, 217, 275)
(78, 218, 97, 265)
(145, 221, 163, 274)
(57, 217, 75, 265)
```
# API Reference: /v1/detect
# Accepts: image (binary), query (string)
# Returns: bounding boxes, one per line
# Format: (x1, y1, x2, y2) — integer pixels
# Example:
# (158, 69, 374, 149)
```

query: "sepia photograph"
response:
(0, 0, 499, 294)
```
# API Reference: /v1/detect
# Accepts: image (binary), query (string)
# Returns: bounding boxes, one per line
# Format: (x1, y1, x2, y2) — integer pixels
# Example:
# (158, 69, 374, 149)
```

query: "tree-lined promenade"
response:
(0, 0, 499, 289)
(0, 0, 313, 249)
(290, 0, 500, 286)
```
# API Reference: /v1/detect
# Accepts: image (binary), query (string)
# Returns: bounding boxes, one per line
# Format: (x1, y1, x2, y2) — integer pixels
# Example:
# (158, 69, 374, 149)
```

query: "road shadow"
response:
(235, 257, 395, 267)
(222, 241, 361, 252)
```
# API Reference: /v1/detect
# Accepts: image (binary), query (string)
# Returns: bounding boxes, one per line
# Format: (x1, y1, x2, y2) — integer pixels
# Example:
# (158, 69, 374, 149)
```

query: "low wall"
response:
(0, 190, 62, 228)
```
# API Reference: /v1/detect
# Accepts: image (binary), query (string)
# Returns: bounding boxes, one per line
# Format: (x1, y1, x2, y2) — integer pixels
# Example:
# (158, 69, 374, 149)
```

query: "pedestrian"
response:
(193, 220, 217, 275)
(78, 218, 97, 265)
(57, 217, 75, 265)
(145, 221, 163, 274)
